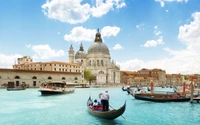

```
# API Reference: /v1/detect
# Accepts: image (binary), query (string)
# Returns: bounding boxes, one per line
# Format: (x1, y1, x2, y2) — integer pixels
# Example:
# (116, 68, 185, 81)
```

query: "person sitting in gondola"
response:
(93, 99, 98, 106)
(93, 99, 102, 110)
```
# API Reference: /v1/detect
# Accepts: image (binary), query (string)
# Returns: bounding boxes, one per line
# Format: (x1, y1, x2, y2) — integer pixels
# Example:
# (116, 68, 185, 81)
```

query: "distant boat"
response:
(38, 81, 75, 96)
(87, 97, 126, 120)
(7, 82, 26, 91)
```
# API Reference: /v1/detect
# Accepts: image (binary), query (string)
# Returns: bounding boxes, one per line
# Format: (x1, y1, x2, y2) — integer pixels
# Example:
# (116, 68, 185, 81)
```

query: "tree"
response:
(84, 69, 96, 85)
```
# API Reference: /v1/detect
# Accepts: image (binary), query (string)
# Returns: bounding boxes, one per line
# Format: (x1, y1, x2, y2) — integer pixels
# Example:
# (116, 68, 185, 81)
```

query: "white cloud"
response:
(30, 44, 66, 59)
(117, 59, 144, 71)
(155, 0, 188, 7)
(118, 11, 200, 74)
(154, 25, 162, 36)
(155, 31, 162, 36)
(90, 0, 126, 17)
(64, 26, 96, 42)
(113, 44, 124, 50)
(64, 26, 121, 42)
(101, 26, 121, 37)
(0, 54, 22, 68)
(178, 12, 200, 51)
(42, 0, 91, 24)
(166, 10, 168, 12)
(136, 23, 144, 30)
(42, 0, 126, 24)
(142, 36, 164, 47)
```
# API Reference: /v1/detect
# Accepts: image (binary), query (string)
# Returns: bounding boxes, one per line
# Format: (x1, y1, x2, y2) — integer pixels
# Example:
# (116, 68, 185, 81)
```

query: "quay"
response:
(190, 82, 200, 103)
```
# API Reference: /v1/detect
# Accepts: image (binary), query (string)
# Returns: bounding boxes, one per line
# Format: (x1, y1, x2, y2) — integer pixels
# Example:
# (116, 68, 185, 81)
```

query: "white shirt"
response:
(100, 92, 109, 100)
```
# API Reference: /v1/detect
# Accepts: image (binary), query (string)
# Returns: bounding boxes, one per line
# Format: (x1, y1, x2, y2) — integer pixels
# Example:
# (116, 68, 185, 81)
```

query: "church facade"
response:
(69, 30, 120, 84)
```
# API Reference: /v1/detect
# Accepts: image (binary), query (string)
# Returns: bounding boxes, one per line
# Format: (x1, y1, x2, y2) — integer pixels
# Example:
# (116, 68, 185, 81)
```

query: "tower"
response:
(69, 44, 74, 63)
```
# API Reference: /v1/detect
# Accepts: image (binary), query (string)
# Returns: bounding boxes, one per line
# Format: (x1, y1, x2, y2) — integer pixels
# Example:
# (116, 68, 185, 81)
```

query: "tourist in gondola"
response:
(99, 90, 109, 111)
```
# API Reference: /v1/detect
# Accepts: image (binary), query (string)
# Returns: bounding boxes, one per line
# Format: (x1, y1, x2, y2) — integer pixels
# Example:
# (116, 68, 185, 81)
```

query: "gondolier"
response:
(99, 90, 109, 111)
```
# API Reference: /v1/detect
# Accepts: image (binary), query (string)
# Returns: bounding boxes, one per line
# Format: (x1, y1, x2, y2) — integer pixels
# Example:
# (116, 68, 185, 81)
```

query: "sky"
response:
(0, 0, 200, 74)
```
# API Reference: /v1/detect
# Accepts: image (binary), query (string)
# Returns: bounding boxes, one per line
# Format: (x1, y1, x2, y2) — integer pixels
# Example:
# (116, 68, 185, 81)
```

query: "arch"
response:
(48, 76, 52, 80)
(15, 76, 20, 79)
(98, 71, 104, 74)
(32, 76, 37, 79)
(74, 77, 78, 80)
(62, 77, 65, 80)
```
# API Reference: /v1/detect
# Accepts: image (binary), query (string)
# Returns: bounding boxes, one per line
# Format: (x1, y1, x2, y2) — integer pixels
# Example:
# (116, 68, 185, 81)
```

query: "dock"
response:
(190, 82, 200, 103)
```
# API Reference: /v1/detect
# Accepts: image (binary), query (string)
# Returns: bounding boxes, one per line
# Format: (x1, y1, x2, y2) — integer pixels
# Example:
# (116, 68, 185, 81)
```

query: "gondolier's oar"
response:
(109, 105, 126, 120)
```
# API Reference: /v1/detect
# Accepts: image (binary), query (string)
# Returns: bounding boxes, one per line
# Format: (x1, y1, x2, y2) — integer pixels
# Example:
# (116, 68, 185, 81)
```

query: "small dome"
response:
(75, 43, 87, 59)
(75, 51, 87, 59)
(88, 42, 110, 55)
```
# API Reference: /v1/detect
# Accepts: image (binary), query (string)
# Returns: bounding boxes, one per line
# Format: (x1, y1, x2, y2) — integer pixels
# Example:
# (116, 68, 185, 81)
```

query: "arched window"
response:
(62, 77, 65, 80)
(98, 71, 104, 74)
(48, 76, 52, 80)
(15, 76, 20, 79)
(32, 76, 37, 79)
(74, 77, 78, 80)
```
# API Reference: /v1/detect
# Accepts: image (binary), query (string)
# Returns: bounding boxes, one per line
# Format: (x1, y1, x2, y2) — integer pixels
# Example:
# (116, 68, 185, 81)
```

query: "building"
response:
(120, 68, 166, 86)
(0, 68, 81, 88)
(0, 55, 83, 88)
(69, 30, 120, 84)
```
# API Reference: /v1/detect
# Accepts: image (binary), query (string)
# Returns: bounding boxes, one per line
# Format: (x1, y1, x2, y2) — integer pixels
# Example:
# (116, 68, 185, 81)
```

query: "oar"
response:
(109, 105, 126, 120)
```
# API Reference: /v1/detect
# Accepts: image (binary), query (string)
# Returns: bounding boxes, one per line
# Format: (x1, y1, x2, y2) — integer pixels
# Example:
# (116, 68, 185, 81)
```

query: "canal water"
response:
(0, 87, 200, 125)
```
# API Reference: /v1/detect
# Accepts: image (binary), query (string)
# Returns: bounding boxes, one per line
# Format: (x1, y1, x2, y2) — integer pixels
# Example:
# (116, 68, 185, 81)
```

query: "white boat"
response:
(38, 81, 75, 96)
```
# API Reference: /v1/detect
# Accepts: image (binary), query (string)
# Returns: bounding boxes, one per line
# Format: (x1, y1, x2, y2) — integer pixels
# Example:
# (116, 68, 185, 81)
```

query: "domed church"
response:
(68, 29, 120, 84)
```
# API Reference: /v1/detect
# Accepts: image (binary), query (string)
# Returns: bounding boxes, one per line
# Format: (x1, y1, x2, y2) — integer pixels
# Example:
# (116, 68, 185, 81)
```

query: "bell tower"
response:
(69, 44, 74, 63)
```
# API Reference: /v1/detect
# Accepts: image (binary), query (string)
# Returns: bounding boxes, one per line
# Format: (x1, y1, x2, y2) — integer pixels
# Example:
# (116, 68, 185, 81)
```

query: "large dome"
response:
(87, 29, 110, 55)
(88, 42, 110, 55)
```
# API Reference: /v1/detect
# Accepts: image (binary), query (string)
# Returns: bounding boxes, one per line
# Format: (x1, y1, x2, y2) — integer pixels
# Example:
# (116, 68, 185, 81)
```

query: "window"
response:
(33, 81, 36, 86)
(32, 76, 37, 79)
(62, 77, 65, 80)
(16, 81, 19, 86)
(48, 76, 52, 80)
(15, 76, 20, 79)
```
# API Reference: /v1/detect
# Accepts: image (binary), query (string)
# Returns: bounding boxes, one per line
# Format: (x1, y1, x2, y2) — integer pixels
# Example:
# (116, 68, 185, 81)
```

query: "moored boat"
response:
(132, 93, 190, 102)
(87, 97, 126, 120)
(7, 82, 26, 91)
(38, 81, 75, 96)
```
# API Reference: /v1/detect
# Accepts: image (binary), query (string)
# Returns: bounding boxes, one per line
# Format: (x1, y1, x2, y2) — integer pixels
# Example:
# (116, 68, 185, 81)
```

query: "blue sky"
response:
(1, 0, 200, 74)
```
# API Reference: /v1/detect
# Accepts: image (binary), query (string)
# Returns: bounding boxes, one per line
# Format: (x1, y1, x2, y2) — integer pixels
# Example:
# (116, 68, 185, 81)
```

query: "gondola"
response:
(87, 97, 126, 120)
(121, 86, 127, 91)
(133, 93, 190, 102)
(122, 86, 131, 94)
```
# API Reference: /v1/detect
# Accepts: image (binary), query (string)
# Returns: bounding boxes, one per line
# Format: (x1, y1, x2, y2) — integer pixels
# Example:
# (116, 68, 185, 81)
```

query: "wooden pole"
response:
(190, 81, 194, 103)
(109, 105, 126, 120)
(150, 82, 154, 94)
(183, 82, 186, 93)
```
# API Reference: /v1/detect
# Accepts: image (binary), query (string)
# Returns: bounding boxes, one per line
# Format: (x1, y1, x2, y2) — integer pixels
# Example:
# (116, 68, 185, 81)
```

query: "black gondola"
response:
(132, 93, 190, 102)
(87, 97, 126, 120)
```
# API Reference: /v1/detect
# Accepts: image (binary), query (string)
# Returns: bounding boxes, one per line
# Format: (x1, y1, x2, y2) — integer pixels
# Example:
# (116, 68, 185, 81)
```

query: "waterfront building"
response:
(120, 68, 166, 86)
(0, 56, 83, 88)
(0, 68, 81, 88)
